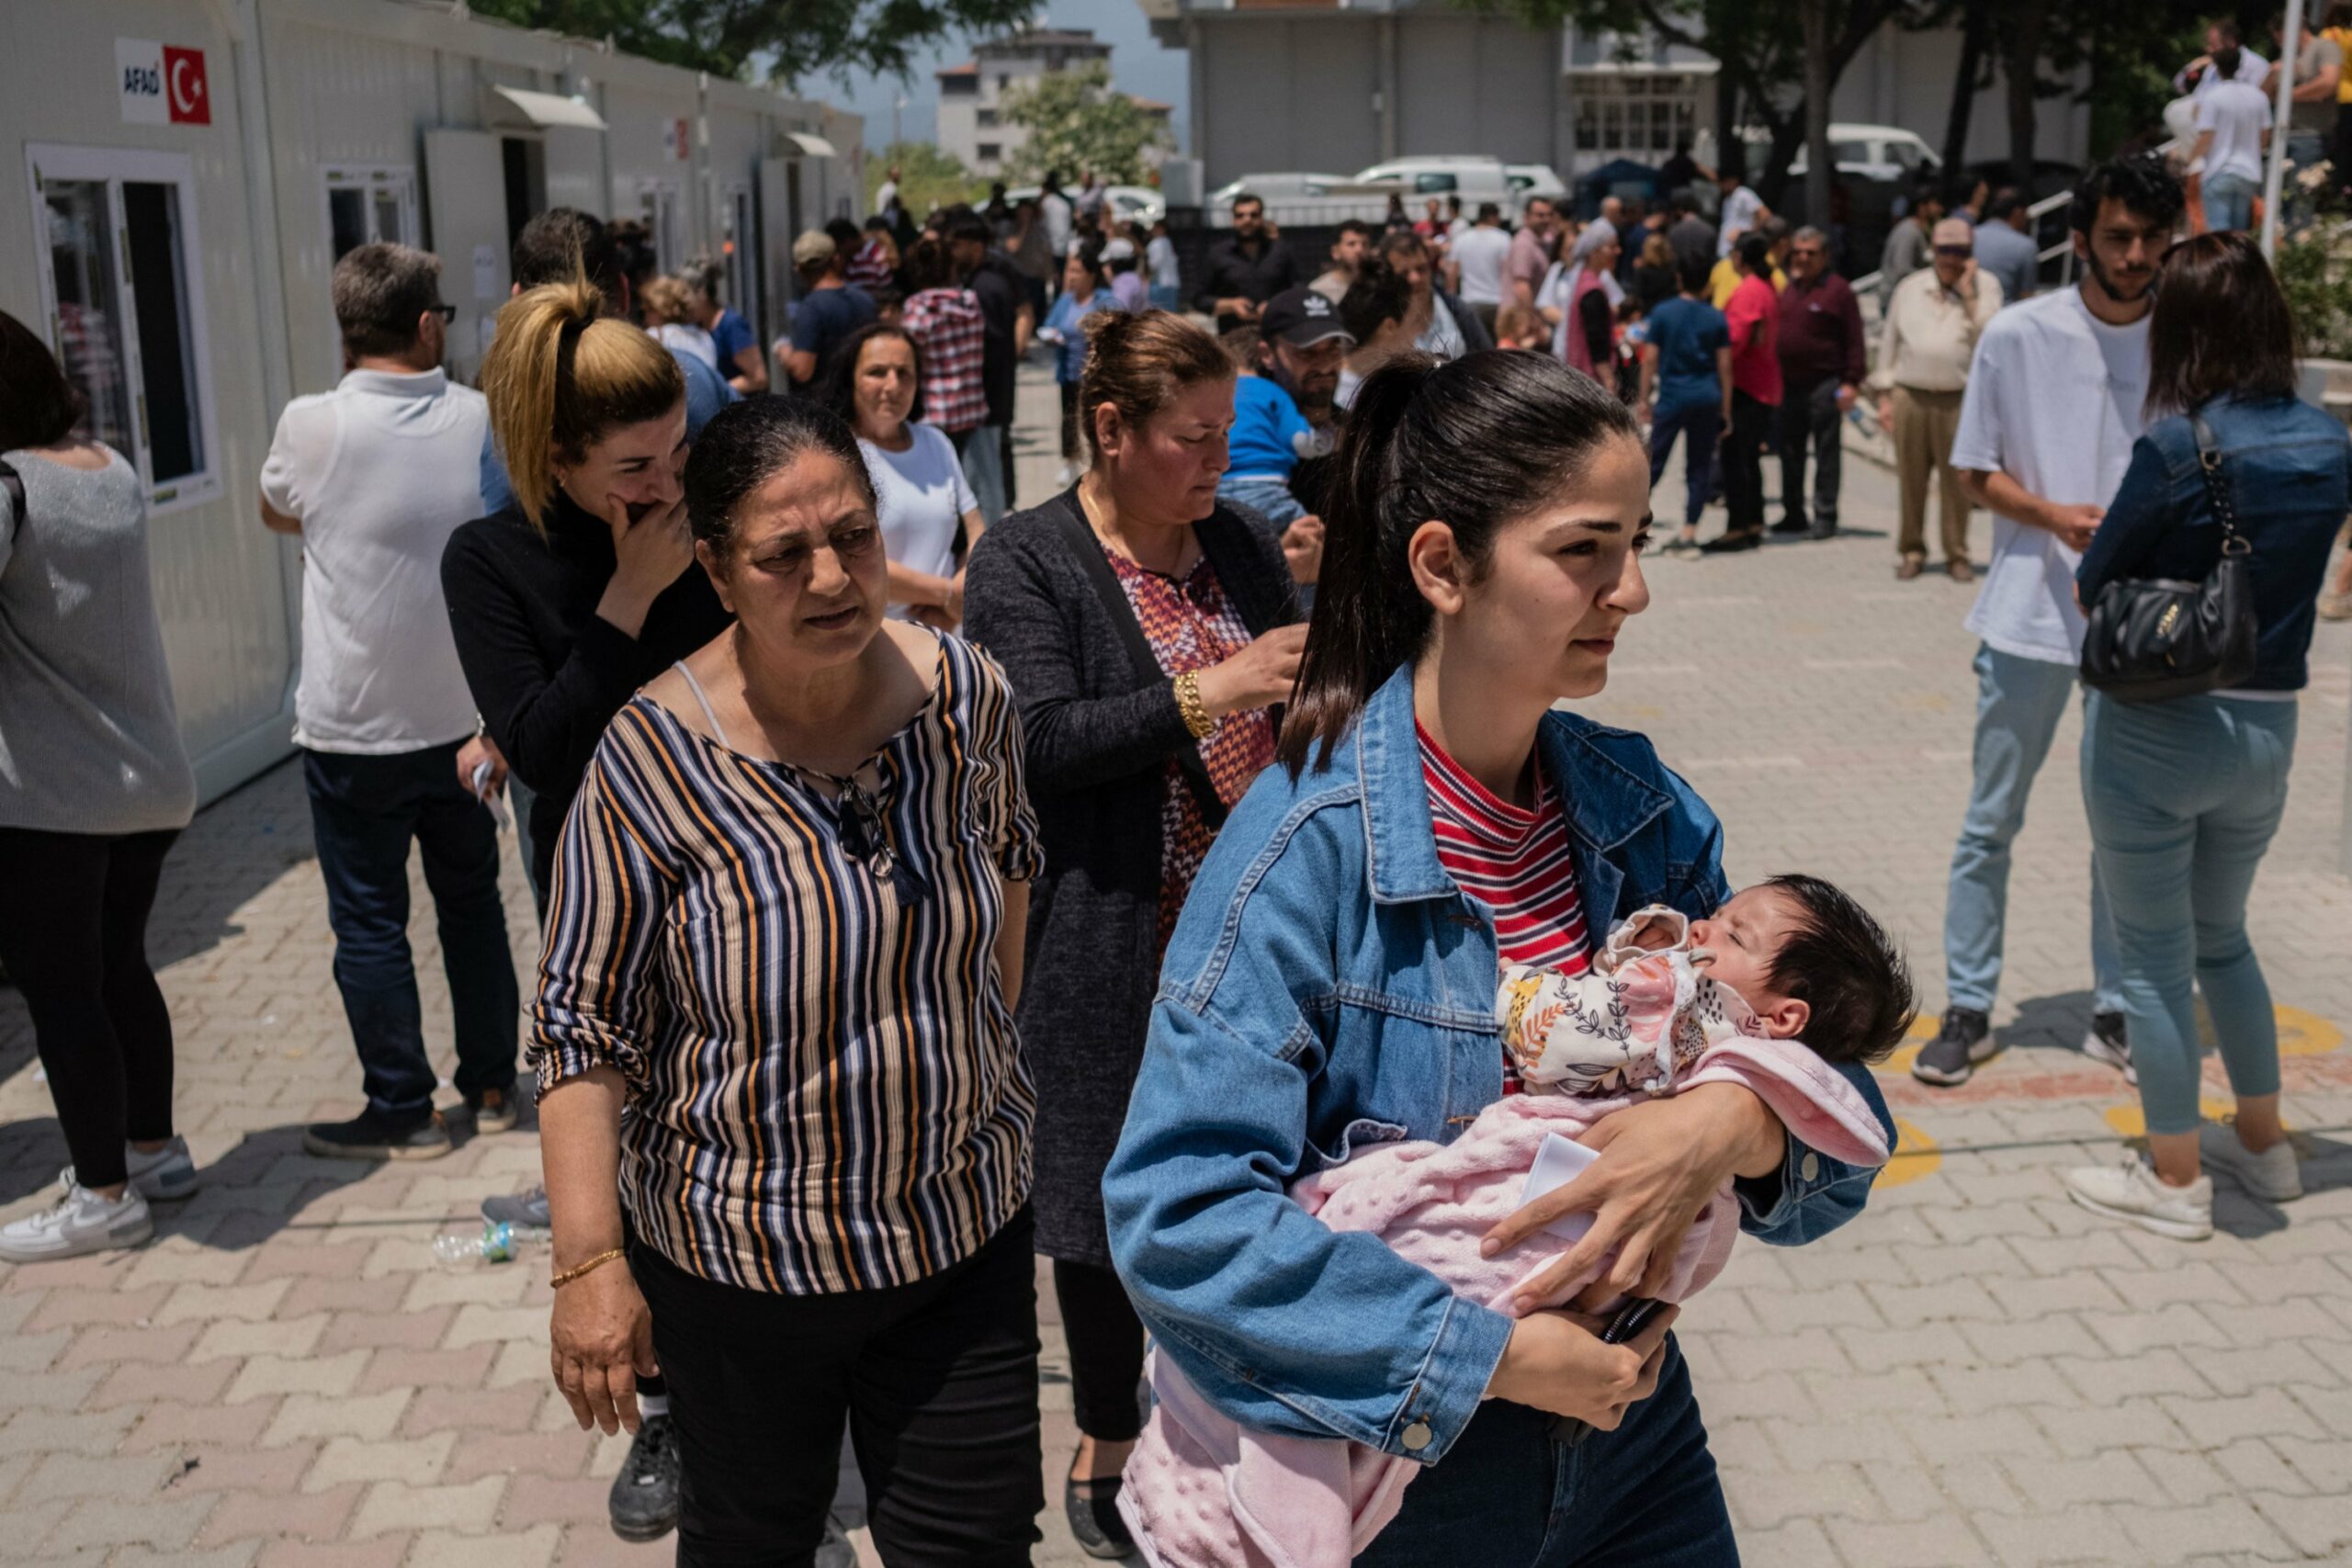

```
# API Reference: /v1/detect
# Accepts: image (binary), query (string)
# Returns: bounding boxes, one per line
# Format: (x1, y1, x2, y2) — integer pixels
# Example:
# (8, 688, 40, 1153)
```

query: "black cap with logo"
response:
(1259, 286, 1356, 349)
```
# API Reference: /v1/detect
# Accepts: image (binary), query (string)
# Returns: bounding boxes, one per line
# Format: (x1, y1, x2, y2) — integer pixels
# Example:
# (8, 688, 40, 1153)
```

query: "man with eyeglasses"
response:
(1196, 193, 1301, 334)
(256, 241, 518, 1162)
(1773, 224, 1866, 540)
(1869, 217, 2002, 581)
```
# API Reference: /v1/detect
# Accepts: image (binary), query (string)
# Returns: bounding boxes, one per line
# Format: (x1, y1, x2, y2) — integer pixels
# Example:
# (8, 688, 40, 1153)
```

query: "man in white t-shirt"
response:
(258, 243, 516, 1162)
(2192, 49, 2273, 232)
(1714, 168, 1770, 257)
(1914, 154, 2184, 1092)
(2174, 20, 2269, 98)
(1446, 202, 1515, 337)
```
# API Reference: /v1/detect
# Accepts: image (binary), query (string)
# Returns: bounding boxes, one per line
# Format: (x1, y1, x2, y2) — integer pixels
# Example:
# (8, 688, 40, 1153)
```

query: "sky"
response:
(805, 2, 1190, 155)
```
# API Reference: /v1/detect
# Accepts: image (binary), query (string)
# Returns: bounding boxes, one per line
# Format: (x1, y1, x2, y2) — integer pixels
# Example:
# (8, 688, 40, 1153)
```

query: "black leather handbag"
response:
(2079, 412, 2257, 702)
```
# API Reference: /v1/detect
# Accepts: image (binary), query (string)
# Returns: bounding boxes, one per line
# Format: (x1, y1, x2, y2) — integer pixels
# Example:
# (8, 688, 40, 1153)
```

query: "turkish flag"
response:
(164, 47, 209, 126)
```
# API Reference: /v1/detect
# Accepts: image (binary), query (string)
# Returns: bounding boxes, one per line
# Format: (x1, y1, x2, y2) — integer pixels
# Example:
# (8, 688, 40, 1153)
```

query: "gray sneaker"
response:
(481, 1184, 550, 1231)
(2199, 1122, 2302, 1201)
(0, 1180, 153, 1262)
(62, 1135, 196, 1204)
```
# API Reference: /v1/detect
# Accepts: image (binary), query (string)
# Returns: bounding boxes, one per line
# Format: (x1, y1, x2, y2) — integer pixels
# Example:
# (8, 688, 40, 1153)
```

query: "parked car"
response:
(1004, 184, 1165, 230)
(1506, 163, 1570, 210)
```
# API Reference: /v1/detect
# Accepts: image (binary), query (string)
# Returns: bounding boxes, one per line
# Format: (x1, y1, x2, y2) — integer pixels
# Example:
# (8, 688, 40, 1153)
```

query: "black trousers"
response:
(0, 827, 179, 1190)
(1052, 1258, 1146, 1443)
(1057, 382, 1082, 462)
(1777, 377, 1844, 531)
(632, 1207, 1045, 1567)
(1722, 390, 1775, 536)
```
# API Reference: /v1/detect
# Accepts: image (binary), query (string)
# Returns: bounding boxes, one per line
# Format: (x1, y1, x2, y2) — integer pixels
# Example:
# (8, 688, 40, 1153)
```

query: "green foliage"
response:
(998, 62, 1170, 186)
(866, 141, 982, 217)
(2274, 221, 2352, 359)
(468, 0, 1036, 84)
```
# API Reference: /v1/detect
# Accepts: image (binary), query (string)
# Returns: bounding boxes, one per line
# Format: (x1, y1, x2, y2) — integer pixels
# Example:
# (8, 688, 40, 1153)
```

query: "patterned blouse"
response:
(1103, 547, 1277, 953)
(530, 634, 1045, 1293)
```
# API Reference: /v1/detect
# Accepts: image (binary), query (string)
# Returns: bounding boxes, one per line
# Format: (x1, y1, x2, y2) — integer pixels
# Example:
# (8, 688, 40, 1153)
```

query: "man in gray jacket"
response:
(1877, 183, 1945, 312)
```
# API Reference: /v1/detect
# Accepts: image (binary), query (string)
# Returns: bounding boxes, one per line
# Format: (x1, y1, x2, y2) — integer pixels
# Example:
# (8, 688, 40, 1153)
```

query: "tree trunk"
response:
(1713, 66, 1741, 186)
(2000, 4, 2047, 189)
(1942, 0, 1991, 175)
(1802, 0, 1835, 231)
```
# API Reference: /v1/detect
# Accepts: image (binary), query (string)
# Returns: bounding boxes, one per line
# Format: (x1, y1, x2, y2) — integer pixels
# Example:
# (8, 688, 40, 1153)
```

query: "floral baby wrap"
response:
(1499, 906, 1769, 1097)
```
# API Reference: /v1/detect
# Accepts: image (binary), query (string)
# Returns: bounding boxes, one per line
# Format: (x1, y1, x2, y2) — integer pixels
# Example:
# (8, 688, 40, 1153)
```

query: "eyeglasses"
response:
(428, 304, 458, 322)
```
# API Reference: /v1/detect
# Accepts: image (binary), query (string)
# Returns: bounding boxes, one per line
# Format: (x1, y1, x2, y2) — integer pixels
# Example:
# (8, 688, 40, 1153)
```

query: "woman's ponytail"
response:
(480, 271, 683, 529)
(1274, 349, 1641, 777)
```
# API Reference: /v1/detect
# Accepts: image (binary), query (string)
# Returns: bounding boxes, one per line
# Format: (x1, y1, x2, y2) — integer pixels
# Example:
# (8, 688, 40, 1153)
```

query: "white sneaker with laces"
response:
(2198, 1122, 2302, 1202)
(2064, 1156, 2212, 1240)
(63, 1136, 195, 1204)
(0, 1180, 153, 1262)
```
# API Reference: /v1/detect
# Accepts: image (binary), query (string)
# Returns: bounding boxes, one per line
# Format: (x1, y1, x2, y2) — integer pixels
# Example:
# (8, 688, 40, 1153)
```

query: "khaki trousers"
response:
(1893, 386, 1972, 564)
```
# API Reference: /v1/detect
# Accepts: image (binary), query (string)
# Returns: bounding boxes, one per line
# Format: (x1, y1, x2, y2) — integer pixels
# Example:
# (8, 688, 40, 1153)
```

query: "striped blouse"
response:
(529, 633, 1045, 1293)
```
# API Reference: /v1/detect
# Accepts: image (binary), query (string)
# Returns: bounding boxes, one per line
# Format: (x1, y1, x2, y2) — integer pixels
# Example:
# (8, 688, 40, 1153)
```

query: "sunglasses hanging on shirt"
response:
(796, 764, 924, 903)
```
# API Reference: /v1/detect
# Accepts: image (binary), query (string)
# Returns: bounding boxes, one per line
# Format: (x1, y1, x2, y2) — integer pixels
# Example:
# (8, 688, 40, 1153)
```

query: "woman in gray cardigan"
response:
(0, 311, 197, 1264)
(963, 309, 1305, 1557)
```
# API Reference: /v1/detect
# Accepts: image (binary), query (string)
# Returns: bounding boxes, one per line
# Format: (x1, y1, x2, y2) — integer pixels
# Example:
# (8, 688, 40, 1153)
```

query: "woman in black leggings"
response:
(0, 311, 197, 1262)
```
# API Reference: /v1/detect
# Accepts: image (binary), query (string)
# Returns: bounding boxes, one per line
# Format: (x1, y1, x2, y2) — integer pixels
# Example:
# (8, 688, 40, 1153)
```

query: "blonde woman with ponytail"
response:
(440, 275, 732, 907)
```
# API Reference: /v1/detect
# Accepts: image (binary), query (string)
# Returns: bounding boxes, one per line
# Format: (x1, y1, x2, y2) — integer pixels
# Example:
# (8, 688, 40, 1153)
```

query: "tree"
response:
(467, 0, 1036, 83)
(998, 63, 1170, 186)
(866, 141, 980, 217)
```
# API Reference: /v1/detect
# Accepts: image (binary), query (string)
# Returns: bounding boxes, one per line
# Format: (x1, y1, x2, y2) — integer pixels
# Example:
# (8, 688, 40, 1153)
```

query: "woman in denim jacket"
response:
(1104, 351, 1894, 1562)
(2064, 233, 2349, 1241)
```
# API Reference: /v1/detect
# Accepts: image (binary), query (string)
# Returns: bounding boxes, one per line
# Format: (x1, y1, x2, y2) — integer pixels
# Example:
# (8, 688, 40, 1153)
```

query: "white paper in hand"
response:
(1518, 1132, 1600, 1246)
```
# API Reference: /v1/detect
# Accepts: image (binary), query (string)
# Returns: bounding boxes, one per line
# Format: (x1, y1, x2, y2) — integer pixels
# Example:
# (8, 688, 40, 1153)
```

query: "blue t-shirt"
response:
(787, 286, 878, 387)
(479, 343, 735, 516)
(709, 308, 755, 372)
(1043, 289, 1120, 384)
(1227, 374, 1314, 479)
(1644, 296, 1731, 416)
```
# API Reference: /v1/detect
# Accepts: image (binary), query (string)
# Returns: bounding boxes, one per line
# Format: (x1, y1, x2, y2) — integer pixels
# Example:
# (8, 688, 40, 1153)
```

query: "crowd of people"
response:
(0, 114, 2346, 1568)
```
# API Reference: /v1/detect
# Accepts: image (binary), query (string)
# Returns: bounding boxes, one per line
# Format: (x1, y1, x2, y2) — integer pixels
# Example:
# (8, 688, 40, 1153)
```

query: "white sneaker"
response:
(2199, 1122, 2302, 1202)
(0, 1181, 153, 1263)
(2064, 1156, 2213, 1240)
(62, 1136, 196, 1205)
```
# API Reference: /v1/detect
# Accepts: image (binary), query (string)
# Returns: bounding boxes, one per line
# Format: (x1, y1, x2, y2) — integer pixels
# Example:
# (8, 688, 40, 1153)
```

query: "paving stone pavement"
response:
(0, 356, 2346, 1566)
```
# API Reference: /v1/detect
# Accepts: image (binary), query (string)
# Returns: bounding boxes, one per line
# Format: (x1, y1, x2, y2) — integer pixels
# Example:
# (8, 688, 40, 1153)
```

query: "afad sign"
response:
(118, 39, 211, 126)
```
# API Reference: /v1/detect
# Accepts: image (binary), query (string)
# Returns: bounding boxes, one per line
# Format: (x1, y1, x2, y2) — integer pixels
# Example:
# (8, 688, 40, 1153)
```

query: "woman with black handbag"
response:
(2064, 233, 2349, 1240)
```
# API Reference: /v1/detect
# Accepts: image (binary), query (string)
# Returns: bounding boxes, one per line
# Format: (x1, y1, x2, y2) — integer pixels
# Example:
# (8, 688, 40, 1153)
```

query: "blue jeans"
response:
(964, 421, 1009, 525)
(2081, 693, 2297, 1136)
(1944, 645, 2122, 1015)
(1218, 474, 1308, 528)
(1358, 1340, 1735, 1567)
(1648, 402, 1721, 528)
(303, 741, 518, 1121)
(2202, 171, 2258, 233)
(1148, 284, 1181, 311)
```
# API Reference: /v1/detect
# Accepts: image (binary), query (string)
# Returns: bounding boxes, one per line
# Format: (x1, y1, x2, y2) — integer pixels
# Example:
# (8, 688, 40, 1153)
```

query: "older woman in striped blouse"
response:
(531, 396, 1047, 1564)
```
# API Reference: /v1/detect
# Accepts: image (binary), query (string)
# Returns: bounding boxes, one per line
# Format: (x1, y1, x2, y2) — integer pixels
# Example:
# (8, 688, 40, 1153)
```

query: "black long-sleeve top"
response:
(1193, 235, 1303, 333)
(440, 491, 733, 894)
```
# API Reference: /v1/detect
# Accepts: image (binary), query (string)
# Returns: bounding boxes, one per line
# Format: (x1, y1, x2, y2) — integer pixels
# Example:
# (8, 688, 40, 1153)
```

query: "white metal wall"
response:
(1198, 19, 1381, 185)
(1397, 15, 1561, 168)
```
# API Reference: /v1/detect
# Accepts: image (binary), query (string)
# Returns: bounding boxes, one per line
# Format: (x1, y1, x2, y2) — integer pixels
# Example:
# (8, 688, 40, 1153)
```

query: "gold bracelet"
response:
(1174, 671, 1215, 739)
(550, 1247, 627, 1289)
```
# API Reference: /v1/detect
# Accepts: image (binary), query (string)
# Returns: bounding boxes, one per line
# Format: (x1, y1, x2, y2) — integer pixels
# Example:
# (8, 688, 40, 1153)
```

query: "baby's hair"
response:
(1759, 874, 1917, 1065)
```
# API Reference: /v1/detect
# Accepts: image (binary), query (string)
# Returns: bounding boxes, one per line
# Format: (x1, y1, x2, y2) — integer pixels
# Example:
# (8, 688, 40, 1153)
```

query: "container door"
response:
(425, 130, 510, 384)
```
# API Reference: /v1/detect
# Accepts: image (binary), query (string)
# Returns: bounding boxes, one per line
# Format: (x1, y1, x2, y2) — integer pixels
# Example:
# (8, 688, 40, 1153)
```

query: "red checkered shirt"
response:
(846, 240, 895, 296)
(903, 288, 989, 435)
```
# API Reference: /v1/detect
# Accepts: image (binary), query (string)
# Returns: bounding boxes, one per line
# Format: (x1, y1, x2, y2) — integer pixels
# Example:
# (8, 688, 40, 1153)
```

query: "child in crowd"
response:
(1611, 295, 1647, 405)
(1495, 300, 1551, 351)
(1121, 877, 1911, 1568)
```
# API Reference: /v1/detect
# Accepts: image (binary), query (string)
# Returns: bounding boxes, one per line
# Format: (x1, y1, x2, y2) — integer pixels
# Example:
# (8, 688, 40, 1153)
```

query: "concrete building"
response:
(3, 0, 859, 802)
(1140, 0, 2089, 190)
(937, 26, 1171, 180)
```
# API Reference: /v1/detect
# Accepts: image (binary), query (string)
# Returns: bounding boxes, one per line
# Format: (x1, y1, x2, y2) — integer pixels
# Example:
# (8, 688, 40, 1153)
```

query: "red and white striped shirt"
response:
(1419, 723, 1590, 1091)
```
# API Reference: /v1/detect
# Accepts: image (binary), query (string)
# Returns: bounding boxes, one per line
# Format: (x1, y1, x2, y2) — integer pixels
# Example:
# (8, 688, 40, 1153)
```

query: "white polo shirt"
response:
(260, 367, 489, 753)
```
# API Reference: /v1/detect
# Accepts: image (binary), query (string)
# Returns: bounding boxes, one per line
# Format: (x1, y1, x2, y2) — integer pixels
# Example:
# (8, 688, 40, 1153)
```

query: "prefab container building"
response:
(3, 0, 861, 803)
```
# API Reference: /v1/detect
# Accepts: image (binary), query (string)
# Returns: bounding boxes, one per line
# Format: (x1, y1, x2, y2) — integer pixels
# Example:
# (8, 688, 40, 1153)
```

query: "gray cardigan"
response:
(963, 488, 1300, 1265)
(0, 449, 195, 835)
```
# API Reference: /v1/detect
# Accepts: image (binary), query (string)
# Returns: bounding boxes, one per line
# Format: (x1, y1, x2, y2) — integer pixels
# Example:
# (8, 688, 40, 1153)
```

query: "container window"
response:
(330, 186, 368, 260)
(40, 179, 137, 458)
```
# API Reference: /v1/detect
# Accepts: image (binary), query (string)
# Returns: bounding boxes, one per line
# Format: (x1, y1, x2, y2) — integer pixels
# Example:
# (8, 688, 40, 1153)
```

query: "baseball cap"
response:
(791, 230, 836, 267)
(1260, 287, 1355, 349)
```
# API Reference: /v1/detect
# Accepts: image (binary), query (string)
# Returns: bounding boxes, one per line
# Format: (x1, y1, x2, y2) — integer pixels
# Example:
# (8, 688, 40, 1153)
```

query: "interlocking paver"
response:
(0, 359, 2344, 1565)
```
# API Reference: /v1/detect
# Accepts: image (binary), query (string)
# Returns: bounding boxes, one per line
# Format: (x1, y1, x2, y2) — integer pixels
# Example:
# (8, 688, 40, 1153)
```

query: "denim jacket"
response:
(1102, 665, 1894, 1466)
(2076, 392, 2350, 692)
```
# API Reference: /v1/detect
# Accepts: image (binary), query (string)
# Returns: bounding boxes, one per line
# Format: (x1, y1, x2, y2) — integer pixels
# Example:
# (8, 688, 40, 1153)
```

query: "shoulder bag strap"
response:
(2188, 412, 2251, 557)
(0, 459, 22, 544)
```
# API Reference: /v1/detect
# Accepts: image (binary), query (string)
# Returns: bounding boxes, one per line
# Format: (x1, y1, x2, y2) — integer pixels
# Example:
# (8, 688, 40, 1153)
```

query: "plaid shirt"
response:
(846, 241, 895, 296)
(903, 288, 989, 435)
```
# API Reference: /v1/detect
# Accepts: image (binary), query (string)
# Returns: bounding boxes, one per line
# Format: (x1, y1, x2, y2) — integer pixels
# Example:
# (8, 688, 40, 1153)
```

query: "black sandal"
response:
(1065, 1467, 1136, 1560)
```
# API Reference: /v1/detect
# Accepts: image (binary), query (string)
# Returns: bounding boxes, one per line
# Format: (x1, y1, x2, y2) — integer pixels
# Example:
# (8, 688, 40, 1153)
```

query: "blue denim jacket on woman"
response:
(2076, 391, 2350, 692)
(1102, 664, 1894, 1467)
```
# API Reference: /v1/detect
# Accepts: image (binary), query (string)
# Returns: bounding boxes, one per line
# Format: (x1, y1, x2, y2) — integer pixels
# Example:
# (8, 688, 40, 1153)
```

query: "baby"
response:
(1501, 874, 1917, 1098)
(1120, 877, 1914, 1568)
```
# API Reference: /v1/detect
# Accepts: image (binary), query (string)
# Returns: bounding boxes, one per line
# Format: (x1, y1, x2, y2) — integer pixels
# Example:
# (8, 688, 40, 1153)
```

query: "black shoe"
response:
(1912, 1007, 1996, 1087)
(1769, 516, 1811, 536)
(302, 1109, 450, 1161)
(1700, 529, 1761, 554)
(2084, 1010, 2137, 1085)
(462, 1084, 520, 1134)
(609, 1414, 681, 1542)
(1066, 1470, 1136, 1560)
(1808, 521, 1838, 540)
